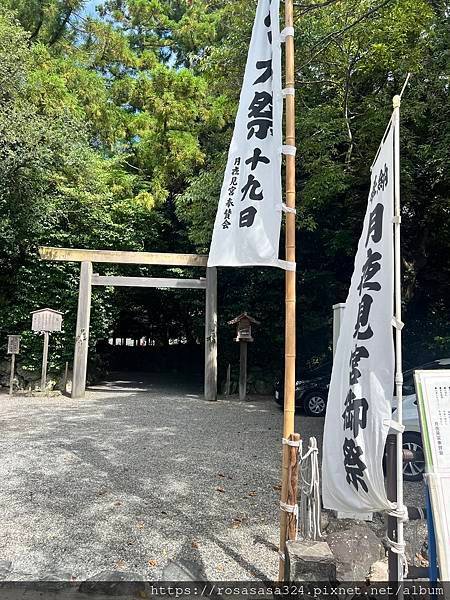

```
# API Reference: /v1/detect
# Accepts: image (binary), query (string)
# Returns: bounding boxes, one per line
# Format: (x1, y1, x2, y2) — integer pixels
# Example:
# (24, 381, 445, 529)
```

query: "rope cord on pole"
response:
(299, 437, 322, 541)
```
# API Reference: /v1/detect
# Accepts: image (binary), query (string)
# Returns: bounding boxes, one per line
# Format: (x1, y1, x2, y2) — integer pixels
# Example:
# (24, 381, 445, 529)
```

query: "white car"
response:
(392, 358, 450, 481)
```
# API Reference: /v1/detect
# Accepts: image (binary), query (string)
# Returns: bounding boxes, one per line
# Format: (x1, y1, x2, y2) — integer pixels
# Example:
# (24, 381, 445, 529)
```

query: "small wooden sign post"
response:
(31, 308, 63, 391)
(228, 313, 260, 401)
(7, 335, 21, 396)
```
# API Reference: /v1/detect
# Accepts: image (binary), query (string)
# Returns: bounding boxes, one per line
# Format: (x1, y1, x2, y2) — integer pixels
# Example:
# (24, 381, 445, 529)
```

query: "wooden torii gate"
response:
(39, 247, 217, 401)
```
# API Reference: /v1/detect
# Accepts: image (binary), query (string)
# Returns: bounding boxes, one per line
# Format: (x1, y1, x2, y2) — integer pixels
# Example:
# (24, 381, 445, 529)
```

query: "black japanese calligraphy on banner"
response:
(322, 123, 397, 514)
(208, 0, 284, 269)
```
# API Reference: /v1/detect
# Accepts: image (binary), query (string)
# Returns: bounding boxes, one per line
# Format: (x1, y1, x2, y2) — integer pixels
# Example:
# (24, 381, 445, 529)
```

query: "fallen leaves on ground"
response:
(248, 491, 257, 497)
(147, 559, 158, 567)
(273, 484, 282, 491)
(216, 486, 225, 493)
(191, 541, 200, 549)
(115, 560, 126, 569)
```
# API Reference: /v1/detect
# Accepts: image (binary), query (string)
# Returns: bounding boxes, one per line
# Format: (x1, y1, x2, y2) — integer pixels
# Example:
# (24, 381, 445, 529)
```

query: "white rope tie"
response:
(282, 203, 296, 214)
(277, 259, 296, 272)
(391, 316, 404, 330)
(282, 437, 301, 447)
(299, 437, 322, 541)
(280, 501, 299, 539)
(282, 145, 297, 156)
(280, 27, 295, 41)
(385, 503, 409, 578)
(387, 503, 409, 522)
(282, 87, 295, 97)
(385, 537, 409, 578)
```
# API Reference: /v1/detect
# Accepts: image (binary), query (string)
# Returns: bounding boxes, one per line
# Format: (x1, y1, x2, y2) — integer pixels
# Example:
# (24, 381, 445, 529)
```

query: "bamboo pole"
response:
(278, 0, 297, 580)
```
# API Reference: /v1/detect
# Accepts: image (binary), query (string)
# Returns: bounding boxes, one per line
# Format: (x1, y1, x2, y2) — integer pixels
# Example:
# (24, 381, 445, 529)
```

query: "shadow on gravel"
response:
(0, 389, 279, 579)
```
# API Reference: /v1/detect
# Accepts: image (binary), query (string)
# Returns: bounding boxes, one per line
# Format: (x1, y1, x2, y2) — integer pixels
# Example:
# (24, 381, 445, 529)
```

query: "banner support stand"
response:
(389, 94, 405, 587)
(278, 0, 297, 580)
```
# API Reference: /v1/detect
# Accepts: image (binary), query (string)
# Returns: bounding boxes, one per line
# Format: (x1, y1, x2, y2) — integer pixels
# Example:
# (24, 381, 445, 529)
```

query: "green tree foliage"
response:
(0, 0, 448, 388)
(177, 0, 450, 369)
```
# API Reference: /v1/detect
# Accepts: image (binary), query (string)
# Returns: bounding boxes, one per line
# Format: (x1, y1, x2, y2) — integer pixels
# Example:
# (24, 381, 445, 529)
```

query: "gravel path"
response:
(0, 374, 425, 581)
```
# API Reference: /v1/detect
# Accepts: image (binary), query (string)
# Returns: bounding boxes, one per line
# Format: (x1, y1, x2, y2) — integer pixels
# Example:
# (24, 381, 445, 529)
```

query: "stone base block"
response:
(285, 539, 336, 582)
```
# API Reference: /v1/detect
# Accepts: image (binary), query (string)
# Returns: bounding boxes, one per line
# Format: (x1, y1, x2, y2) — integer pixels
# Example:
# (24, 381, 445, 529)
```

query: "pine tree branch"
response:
(298, 0, 395, 70)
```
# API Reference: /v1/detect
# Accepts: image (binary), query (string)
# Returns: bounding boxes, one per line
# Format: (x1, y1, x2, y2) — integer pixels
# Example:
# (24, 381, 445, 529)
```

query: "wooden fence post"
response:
(72, 261, 93, 398)
(204, 266, 217, 401)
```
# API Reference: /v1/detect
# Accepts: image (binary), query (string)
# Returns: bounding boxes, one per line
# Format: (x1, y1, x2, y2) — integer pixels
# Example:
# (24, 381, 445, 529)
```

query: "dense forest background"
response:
(0, 0, 448, 387)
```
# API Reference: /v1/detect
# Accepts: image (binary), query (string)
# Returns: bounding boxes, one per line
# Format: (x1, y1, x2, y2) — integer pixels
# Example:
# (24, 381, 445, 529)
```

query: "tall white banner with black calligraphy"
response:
(208, 0, 285, 269)
(322, 123, 397, 513)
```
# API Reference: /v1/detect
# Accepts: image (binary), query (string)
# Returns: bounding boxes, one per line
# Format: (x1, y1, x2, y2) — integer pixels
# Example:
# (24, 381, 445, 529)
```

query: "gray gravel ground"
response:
(0, 374, 426, 581)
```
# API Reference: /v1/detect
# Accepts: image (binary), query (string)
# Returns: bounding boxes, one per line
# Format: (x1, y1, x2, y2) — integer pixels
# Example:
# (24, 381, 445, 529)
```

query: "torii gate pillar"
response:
(204, 267, 217, 401)
(72, 261, 93, 398)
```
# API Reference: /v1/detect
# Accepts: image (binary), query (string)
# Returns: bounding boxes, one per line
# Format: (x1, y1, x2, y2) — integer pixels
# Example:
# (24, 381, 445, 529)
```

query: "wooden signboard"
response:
(31, 308, 63, 333)
(7, 335, 21, 355)
(414, 369, 450, 580)
(31, 308, 63, 390)
(7, 335, 21, 396)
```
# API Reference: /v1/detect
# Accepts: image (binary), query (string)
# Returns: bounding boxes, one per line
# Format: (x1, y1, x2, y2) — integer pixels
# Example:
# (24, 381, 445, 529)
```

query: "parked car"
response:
(392, 357, 450, 482)
(274, 363, 331, 417)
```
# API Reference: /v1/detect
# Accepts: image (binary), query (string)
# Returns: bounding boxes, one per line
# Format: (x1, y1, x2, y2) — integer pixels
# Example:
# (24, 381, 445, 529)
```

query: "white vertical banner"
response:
(208, 0, 285, 269)
(322, 122, 397, 513)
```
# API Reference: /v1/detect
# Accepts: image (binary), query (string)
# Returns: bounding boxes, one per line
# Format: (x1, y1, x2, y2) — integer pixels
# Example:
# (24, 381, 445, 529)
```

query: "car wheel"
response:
(303, 391, 327, 417)
(403, 432, 425, 482)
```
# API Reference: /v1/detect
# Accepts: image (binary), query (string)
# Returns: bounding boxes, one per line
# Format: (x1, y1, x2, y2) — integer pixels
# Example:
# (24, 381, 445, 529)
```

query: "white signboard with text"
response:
(415, 370, 450, 579)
